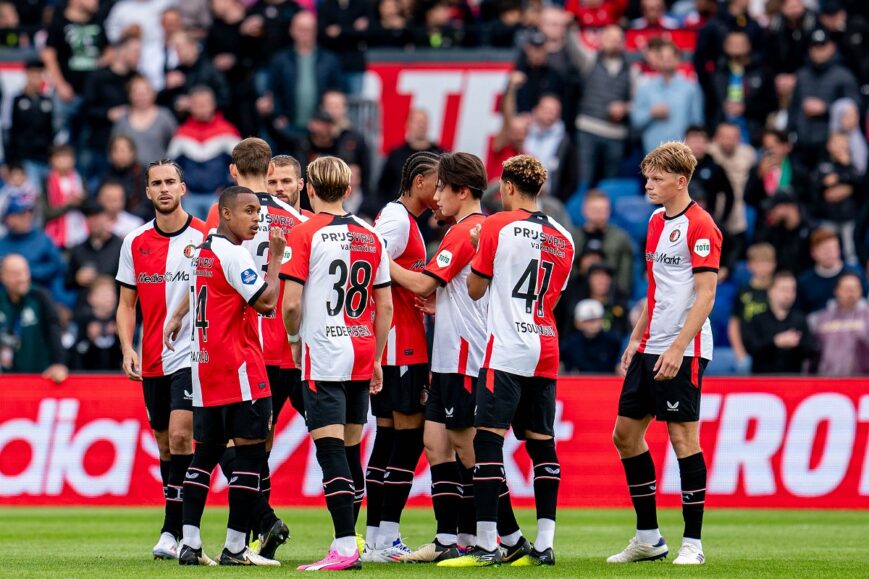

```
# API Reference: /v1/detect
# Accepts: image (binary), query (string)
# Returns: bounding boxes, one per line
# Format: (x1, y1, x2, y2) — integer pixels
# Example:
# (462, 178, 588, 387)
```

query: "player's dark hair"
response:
(436, 152, 487, 199)
(272, 155, 302, 178)
(399, 151, 440, 197)
(501, 154, 548, 197)
(232, 137, 272, 178)
(218, 185, 255, 212)
(145, 159, 184, 187)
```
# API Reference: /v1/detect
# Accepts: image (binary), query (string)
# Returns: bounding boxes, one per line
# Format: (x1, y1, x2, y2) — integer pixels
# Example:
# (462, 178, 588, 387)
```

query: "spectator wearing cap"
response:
(809, 272, 869, 376)
(376, 109, 444, 204)
(0, 254, 68, 382)
(573, 189, 633, 295)
(65, 198, 123, 296)
(631, 40, 704, 155)
(160, 30, 231, 119)
(260, 11, 343, 142)
(745, 128, 810, 228)
(818, 0, 869, 95)
(797, 227, 868, 314)
(0, 165, 41, 238)
(560, 298, 621, 374)
(765, 0, 818, 75)
(755, 192, 812, 274)
(788, 27, 861, 167)
(0, 193, 66, 292)
(567, 24, 636, 187)
(514, 30, 567, 114)
(8, 59, 55, 194)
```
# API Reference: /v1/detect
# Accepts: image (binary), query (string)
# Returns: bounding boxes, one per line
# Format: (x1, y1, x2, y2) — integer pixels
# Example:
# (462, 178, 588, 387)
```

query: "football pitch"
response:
(5, 507, 867, 577)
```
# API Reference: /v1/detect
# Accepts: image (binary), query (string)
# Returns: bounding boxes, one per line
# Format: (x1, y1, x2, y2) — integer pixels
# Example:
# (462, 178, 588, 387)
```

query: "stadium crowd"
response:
(0, 0, 866, 377)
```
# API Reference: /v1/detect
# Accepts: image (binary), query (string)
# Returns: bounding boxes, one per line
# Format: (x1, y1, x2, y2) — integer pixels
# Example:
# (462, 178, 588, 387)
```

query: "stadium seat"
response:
(706, 346, 737, 375)
(744, 205, 757, 245)
(612, 196, 655, 247)
(565, 183, 589, 227)
(596, 178, 642, 203)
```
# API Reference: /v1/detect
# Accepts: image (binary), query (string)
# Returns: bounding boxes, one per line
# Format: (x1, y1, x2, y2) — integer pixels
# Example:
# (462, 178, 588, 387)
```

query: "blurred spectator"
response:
(160, 30, 231, 118)
(797, 227, 868, 313)
(290, 110, 341, 171)
(573, 190, 633, 295)
(346, 162, 365, 214)
(261, 11, 342, 143)
(482, 0, 524, 48)
(178, 0, 211, 32)
(111, 75, 177, 166)
(684, 125, 735, 229)
(160, 7, 183, 70)
(377, 109, 444, 204)
(246, 0, 300, 55)
(81, 33, 140, 182)
(369, 0, 413, 48)
(44, 145, 87, 250)
(514, 31, 566, 115)
(680, 0, 718, 29)
(755, 193, 812, 274)
(413, 0, 474, 49)
(631, 0, 679, 30)
(765, 0, 817, 74)
(318, 0, 369, 94)
(788, 28, 860, 167)
(728, 242, 776, 374)
(102, 135, 150, 220)
(631, 40, 703, 154)
(818, 0, 869, 94)
(97, 179, 144, 238)
(0, 254, 68, 381)
(565, 0, 621, 28)
(537, 6, 579, 118)
(523, 94, 576, 200)
(490, 72, 529, 180)
(64, 199, 122, 295)
(0, 194, 65, 291)
(811, 132, 865, 262)
(744, 270, 815, 374)
(560, 298, 621, 374)
(708, 121, 756, 270)
(0, 165, 40, 236)
(707, 30, 775, 145)
(72, 275, 121, 370)
(830, 98, 867, 175)
(167, 85, 239, 219)
(809, 272, 869, 376)
(41, 0, 105, 143)
(8, 59, 54, 193)
(767, 71, 797, 131)
(568, 24, 635, 187)
(321, 90, 371, 189)
(581, 261, 630, 338)
(105, 0, 176, 91)
(744, 128, 809, 226)
(694, 0, 765, 94)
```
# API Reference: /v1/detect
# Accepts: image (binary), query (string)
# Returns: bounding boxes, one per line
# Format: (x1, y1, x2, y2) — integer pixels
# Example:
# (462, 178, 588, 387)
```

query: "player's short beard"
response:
(153, 197, 181, 215)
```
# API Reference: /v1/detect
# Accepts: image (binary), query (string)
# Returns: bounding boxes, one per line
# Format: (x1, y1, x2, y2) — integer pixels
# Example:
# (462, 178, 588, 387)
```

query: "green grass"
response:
(4, 507, 868, 577)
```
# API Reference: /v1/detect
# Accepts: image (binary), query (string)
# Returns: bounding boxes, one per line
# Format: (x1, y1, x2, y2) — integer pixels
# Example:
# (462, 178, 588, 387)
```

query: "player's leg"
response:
(143, 377, 175, 559)
(158, 370, 194, 558)
(447, 374, 478, 550)
(364, 370, 396, 554)
(345, 382, 372, 553)
(608, 353, 668, 563)
(665, 356, 707, 566)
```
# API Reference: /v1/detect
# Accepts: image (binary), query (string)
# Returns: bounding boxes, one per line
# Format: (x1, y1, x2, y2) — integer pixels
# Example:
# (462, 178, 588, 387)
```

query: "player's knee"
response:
(612, 427, 638, 455)
(168, 430, 191, 454)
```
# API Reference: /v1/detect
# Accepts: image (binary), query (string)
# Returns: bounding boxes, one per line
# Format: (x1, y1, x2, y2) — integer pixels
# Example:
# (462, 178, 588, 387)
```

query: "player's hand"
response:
(620, 339, 640, 373)
(122, 349, 142, 381)
(163, 317, 182, 353)
(290, 340, 301, 367)
(415, 294, 436, 315)
(370, 362, 383, 395)
(470, 224, 482, 249)
(42, 364, 68, 384)
(268, 227, 287, 261)
(653, 346, 683, 381)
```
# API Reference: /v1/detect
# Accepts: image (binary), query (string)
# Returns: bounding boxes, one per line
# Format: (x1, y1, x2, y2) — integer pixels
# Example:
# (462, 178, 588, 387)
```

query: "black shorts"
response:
(618, 353, 708, 422)
(475, 369, 556, 440)
(426, 372, 476, 429)
(142, 368, 193, 431)
(193, 397, 273, 444)
(269, 366, 303, 423)
(303, 380, 370, 431)
(370, 364, 430, 418)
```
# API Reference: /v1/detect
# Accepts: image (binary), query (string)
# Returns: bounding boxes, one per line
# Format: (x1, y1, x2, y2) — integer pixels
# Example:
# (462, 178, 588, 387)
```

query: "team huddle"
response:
(116, 136, 720, 569)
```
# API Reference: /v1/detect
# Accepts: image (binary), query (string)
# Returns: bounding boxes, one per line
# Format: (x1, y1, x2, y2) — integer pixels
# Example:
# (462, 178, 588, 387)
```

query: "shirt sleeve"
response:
(115, 235, 136, 288)
(688, 216, 723, 273)
(470, 218, 501, 279)
(423, 223, 476, 286)
(279, 226, 311, 285)
(204, 203, 219, 233)
(373, 235, 391, 289)
(374, 205, 410, 260)
(222, 243, 268, 305)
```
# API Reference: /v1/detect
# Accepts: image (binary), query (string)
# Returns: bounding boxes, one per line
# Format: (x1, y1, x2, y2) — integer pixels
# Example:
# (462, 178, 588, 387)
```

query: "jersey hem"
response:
(247, 282, 268, 306)
(470, 267, 492, 280)
(117, 280, 137, 290)
(279, 273, 306, 285)
(692, 267, 719, 274)
(373, 281, 392, 289)
(422, 269, 447, 286)
(484, 365, 558, 380)
(193, 392, 272, 407)
(637, 348, 711, 361)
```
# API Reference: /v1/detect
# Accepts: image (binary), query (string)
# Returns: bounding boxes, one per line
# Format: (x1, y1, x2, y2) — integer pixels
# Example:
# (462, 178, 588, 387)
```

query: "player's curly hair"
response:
(501, 154, 547, 197)
(399, 151, 440, 197)
(640, 141, 698, 181)
(436, 152, 487, 199)
(307, 156, 351, 203)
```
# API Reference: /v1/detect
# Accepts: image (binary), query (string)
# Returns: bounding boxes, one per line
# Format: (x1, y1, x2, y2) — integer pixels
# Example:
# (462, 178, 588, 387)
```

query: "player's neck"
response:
(510, 196, 540, 214)
(155, 209, 189, 234)
(663, 191, 692, 218)
(456, 201, 482, 222)
(317, 201, 346, 215)
(399, 194, 426, 218)
(215, 224, 241, 245)
(235, 175, 267, 193)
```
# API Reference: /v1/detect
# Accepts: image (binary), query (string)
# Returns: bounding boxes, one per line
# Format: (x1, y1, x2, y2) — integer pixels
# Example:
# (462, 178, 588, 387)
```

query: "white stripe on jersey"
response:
(431, 262, 488, 376)
(238, 361, 251, 402)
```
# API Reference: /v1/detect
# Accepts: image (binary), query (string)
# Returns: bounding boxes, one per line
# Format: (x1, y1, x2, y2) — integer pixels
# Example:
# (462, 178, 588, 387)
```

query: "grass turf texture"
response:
(4, 507, 867, 577)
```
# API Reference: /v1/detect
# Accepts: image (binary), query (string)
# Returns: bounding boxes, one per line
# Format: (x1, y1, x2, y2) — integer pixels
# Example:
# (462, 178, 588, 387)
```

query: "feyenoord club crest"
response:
(183, 244, 196, 258)
(669, 229, 681, 243)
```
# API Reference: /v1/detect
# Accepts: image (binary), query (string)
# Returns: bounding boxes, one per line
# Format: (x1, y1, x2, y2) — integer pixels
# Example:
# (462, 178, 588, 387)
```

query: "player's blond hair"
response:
(307, 156, 351, 203)
(502, 154, 548, 197)
(640, 141, 698, 181)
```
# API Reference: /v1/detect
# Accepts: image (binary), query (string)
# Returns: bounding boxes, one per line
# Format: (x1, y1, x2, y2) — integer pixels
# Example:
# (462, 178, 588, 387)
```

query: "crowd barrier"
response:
(1, 375, 867, 508)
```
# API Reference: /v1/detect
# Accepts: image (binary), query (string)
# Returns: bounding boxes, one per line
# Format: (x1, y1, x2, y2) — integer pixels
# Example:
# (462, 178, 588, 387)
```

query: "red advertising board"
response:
(1, 375, 868, 508)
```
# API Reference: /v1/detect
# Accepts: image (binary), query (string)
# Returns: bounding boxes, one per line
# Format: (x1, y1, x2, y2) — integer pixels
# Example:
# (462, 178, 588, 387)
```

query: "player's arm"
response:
(371, 286, 394, 394)
(249, 228, 287, 314)
(163, 294, 190, 351)
(653, 271, 717, 381)
(117, 286, 142, 381)
(467, 273, 490, 301)
(389, 258, 439, 297)
(620, 301, 649, 373)
(282, 279, 303, 337)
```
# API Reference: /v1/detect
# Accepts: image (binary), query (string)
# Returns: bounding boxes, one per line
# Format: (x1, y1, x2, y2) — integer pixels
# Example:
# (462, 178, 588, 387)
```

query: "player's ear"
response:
(343, 186, 352, 201)
(229, 164, 238, 179)
(298, 177, 305, 191)
(267, 162, 275, 177)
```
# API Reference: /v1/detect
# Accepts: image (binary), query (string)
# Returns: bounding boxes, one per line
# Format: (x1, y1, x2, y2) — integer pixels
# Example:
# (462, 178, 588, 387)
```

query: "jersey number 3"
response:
(512, 259, 554, 317)
(327, 260, 372, 318)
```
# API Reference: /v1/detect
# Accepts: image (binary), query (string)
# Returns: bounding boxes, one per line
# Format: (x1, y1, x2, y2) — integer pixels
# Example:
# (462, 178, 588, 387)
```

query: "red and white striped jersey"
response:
(116, 215, 208, 378)
(639, 202, 722, 360)
(190, 234, 271, 407)
(374, 201, 428, 366)
(422, 213, 488, 377)
(205, 194, 308, 368)
(471, 210, 575, 379)
(279, 213, 391, 382)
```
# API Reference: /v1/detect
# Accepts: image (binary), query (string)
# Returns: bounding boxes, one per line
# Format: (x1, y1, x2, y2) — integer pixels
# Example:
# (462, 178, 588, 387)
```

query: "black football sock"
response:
(219, 445, 237, 481)
(430, 461, 461, 541)
(159, 458, 171, 535)
(380, 427, 424, 525)
(364, 426, 394, 531)
(497, 481, 521, 543)
(457, 463, 476, 541)
(316, 437, 356, 540)
(678, 452, 707, 540)
(345, 443, 364, 524)
(182, 443, 224, 535)
(250, 451, 272, 540)
(164, 453, 192, 539)
(526, 438, 560, 551)
(472, 430, 505, 552)
(621, 450, 659, 532)
(226, 443, 266, 553)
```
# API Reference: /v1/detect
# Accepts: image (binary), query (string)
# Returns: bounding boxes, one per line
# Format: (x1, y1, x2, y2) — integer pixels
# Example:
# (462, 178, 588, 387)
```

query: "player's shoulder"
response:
(650, 207, 667, 223)
(685, 202, 720, 232)
(375, 200, 411, 225)
(189, 216, 209, 236)
(540, 212, 575, 247)
(258, 193, 306, 221)
(122, 220, 157, 245)
(208, 234, 247, 261)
